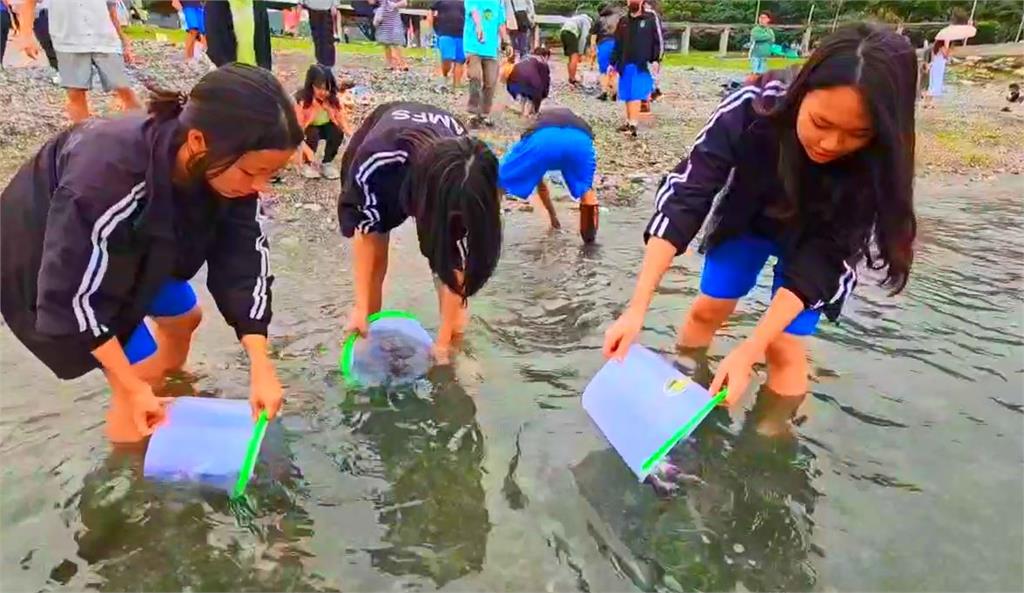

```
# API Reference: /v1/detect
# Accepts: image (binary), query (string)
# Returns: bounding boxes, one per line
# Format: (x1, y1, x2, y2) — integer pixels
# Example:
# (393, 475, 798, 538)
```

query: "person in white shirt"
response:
(17, 0, 140, 122)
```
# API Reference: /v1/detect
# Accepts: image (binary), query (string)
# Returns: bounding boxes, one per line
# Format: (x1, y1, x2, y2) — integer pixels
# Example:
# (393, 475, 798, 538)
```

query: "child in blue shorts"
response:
(609, 0, 662, 137)
(428, 0, 467, 89)
(499, 108, 599, 243)
(604, 25, 919, 408)
(172, 0, 206, 63)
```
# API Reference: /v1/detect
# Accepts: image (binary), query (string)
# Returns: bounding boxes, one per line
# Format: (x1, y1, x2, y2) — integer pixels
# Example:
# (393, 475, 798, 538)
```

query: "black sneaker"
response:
(617, 123, 638, 138)
(597, 92, 609, 101)
(468, 115, 483, 129)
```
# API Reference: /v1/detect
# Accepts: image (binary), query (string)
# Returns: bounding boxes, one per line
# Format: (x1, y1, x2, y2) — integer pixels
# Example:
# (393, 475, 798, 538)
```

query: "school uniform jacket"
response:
(0, 115, 272, 380)
(338, 101, 466, 237)
(645, 77, 859, 322)
(610, 10, 662, 72)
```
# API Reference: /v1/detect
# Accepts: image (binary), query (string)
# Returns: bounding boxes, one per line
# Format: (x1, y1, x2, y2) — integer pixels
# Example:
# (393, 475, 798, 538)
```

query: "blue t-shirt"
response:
(462, 0, 505, 58)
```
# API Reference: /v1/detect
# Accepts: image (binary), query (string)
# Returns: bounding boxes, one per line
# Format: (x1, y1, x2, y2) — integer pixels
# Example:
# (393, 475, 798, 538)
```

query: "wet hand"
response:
(125, 380, 172, 436)
(249, 361, 284, 420)
(345, 307, 369, 337)
(709, 342, 759, 406)
(602, 307, 645, 360)
(432, 339, 452, 366)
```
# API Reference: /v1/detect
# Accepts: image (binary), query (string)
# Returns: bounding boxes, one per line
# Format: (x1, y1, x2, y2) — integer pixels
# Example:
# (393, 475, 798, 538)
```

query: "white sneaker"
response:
(320, 162, 340, 180)
(301, 164, 321, 179)
(51, 71, 61, 85)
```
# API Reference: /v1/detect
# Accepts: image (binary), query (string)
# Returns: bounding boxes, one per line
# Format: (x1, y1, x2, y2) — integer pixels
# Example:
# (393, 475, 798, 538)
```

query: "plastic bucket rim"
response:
(338, 309, 422, 384)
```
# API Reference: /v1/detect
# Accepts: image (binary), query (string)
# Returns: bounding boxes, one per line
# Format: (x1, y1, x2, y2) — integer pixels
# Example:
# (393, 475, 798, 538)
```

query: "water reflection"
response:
(340, 367, 489, 587)
(63, 424, 330, 592)
(574, 388, 820, 592)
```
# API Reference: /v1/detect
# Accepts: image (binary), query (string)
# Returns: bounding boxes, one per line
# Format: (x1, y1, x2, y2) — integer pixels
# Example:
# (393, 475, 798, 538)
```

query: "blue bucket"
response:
(582, 345, 725, 480)
(143, 397, 266, 494)
(339, 310, 433, 388)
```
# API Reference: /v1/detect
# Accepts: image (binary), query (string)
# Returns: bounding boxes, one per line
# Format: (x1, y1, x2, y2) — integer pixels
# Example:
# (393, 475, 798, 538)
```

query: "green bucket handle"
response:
(640, 388, 729, 475)
(231, 410, 269, 500)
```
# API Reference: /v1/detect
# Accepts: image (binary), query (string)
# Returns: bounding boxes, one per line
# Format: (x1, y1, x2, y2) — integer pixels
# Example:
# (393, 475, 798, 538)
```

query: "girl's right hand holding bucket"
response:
(603, 307, 645, 361)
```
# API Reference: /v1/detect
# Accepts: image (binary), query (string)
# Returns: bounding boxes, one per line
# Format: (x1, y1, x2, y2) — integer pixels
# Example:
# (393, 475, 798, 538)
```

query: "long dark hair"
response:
(148, 63, 304, 179)
(401, 129, 501, 302)
(295, 63, 341, 109)
(763, 23, 917, 294)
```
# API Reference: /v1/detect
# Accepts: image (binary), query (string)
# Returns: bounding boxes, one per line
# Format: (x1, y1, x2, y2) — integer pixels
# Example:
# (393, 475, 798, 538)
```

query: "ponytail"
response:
(146, 86, 187, 122)
(403, 133, 502, 301)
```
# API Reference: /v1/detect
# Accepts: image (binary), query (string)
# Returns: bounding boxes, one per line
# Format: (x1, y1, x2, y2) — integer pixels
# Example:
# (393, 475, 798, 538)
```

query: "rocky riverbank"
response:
(2, 36, 1021, 235)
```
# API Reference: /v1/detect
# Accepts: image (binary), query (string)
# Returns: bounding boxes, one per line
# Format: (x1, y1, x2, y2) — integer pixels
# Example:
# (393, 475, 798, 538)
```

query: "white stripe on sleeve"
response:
(355, 150, 408, 233)
(72, 182, 145, 337)
(249, 204, 270, 320)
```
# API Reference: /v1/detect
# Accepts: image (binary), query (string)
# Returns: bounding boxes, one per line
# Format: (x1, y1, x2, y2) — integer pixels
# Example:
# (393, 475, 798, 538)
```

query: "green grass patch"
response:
(125, 25, 430, 58)
(127, 25, 803, 72)
(663, 51, 803, 72)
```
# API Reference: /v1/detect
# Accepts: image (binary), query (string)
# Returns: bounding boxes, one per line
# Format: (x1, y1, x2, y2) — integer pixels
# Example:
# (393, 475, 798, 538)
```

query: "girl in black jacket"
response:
(0, 64, 303, 443)
(603, 25, 918, 406)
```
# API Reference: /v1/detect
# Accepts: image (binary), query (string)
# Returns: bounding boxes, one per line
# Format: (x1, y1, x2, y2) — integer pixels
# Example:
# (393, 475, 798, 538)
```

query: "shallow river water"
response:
(1, 176, 1021, 592)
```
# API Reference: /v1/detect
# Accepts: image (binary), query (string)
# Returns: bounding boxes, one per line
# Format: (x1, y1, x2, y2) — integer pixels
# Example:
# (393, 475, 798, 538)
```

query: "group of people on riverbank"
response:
(1, 1, 921, 448)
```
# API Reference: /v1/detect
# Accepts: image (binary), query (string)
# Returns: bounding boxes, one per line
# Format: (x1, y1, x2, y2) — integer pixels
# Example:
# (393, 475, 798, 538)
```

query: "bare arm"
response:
(107, 2, 135, 62)
(241, 334, 284, 420)
(626, 236, 677, 314)
(535, 179, 560, 229)
(435, 270, 467, 359)
(92, 337, 146, 390)
(349, 232, 389, 325)
(709, 287, 805, 402)
(16, 0, 40, 58)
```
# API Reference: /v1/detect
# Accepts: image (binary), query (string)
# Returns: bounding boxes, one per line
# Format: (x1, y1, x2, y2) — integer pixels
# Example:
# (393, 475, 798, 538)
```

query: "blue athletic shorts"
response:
(618, 63, 654, 102)
(437, 35, 466, 64)
(122, 280, 198, 364)
(182, 4, 205, 35)
(597, 39, 615, 74)
(699, 235, 822, 336)
(499, 127, 597, 201)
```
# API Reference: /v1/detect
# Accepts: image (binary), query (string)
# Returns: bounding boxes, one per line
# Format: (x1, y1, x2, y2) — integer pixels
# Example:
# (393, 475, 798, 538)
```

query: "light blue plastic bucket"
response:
(582, 345, 726, 481)
(143, 397, 267, 495)
(339, 310, 433, 388)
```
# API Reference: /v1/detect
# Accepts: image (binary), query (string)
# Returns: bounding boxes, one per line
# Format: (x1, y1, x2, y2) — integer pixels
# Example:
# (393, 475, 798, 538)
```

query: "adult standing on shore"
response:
(205, 0, 272, 71)
(304, 0, 338, 70)
(17, 0, 140, 122)
(748, 11, 774, 75)
(609, 0, 661, 137)
(505, 0, 535, 60)
(427, 0, 465, 89)
(464, 0, 509, 128)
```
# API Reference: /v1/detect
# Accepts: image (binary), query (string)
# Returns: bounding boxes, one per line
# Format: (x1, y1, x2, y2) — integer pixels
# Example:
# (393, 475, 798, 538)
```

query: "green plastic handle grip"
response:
(232, 410, 269, 500)
(640, 388, 729, 475)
